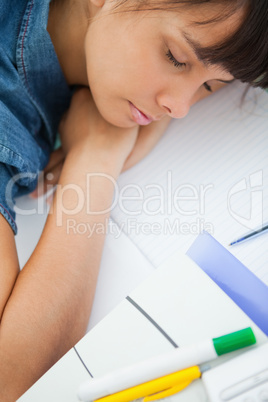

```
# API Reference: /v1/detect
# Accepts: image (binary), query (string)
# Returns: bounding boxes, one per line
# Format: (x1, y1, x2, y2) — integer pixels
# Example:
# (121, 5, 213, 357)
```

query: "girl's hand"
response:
(59, 88, 138, 166)
(31, 93, 171, 198)
(123, 116, 171, 171)
(31, 87, 139, 198)
(30, 147, 65, 199)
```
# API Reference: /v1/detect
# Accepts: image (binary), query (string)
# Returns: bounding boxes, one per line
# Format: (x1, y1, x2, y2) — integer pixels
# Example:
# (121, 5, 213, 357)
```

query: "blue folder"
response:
(187, 232, 268, 336)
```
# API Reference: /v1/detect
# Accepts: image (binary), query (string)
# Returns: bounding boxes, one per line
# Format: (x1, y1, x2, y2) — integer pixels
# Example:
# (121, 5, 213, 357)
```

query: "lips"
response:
(129, 102, 153, 126)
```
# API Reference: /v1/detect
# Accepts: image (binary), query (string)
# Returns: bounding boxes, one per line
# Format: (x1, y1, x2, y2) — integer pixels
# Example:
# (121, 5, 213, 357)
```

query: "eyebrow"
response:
(217, 78, 236, 84)
(182, 31, 211, 64)
(182, 31, 235, 84)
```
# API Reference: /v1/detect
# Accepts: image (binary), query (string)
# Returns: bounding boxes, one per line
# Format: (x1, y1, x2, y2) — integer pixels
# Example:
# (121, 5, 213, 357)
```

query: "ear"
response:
(89, 0, 106, 7)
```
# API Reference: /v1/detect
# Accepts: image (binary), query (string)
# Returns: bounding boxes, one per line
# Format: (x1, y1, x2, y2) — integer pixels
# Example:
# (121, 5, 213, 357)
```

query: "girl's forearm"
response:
(123, 116, 171, 171)
(0, 144, 122, 401)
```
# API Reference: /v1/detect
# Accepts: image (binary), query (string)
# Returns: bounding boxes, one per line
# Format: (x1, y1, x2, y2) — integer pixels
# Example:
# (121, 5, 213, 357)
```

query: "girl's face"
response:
(85, 1, 239, 127)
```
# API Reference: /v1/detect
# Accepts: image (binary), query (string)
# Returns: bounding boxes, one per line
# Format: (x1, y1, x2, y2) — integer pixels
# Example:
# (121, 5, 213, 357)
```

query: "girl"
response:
(0, 0, 267, 400)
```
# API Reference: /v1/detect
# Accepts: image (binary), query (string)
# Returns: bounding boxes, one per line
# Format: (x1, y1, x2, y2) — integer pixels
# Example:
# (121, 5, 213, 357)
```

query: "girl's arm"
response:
(31, 116, 172, 198)
(0, 89, 138, 401)
(0, 216, 20, 316)
(122, 116, 171, 171)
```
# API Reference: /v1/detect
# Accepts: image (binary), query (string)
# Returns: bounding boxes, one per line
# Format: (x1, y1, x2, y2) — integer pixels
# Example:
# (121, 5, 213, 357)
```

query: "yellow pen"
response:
(94, 366, 201, 402)
(78, 328, 256, 402)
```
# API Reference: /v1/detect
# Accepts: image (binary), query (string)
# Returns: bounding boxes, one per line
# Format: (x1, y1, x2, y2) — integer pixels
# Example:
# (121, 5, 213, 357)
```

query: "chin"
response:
(100, 109, 138, 129)
(112, 120, 138, 129)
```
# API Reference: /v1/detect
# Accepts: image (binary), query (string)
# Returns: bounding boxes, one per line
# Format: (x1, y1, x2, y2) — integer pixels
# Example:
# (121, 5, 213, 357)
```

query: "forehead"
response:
(107, 0, 246, 68)
(180, 6, 245, 45)
(153, 2, 244, 43)
(116, 1, 245, 44)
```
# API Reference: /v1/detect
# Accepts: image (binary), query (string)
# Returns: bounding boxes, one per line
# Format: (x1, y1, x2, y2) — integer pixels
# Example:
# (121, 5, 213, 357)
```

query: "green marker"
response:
(78, 327, 256, 401)
(212, 327, 256, 355)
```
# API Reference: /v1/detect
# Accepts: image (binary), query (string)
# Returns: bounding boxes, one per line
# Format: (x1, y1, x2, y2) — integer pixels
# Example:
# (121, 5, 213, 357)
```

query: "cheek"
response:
(85, 21, 165, 108)
(86, 47, 157, 101)
(85, 36, 125, 96)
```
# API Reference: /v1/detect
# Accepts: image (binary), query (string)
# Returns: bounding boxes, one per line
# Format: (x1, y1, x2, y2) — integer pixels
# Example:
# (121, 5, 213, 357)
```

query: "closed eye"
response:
(166, 49, 214, 94)
(166, 49, 186, 69)
(203, 82, 212, 92)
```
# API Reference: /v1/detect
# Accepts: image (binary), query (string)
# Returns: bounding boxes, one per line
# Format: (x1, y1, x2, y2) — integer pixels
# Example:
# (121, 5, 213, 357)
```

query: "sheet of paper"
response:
(110, 82, 268, 282)
(87, 220, 154, 331)
(75, 253, 266, 402)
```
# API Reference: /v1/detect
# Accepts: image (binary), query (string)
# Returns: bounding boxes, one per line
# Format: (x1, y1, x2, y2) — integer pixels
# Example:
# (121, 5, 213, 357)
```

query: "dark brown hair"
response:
(113, 0, 268, 89)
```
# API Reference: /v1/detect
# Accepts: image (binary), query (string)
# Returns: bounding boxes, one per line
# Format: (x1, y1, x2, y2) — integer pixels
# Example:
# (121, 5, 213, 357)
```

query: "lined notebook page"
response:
(110, 81, 268, 283)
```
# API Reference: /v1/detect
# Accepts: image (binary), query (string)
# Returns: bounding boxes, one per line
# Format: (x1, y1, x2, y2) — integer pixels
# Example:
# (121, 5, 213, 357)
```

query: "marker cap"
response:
(213, 327, 256, 356)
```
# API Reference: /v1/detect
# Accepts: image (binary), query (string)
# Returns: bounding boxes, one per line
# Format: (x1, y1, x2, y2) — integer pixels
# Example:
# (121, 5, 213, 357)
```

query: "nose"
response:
(157, 93, 191, 119)
(161, 98, 191, 119)
(157, 82, 196, 119)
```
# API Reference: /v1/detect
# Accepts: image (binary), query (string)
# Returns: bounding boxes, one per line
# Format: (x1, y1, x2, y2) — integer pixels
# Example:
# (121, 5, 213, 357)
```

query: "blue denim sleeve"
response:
(0, 103, 43, 235)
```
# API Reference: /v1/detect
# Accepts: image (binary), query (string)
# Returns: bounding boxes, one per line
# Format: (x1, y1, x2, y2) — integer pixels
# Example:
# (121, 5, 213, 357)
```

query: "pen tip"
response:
(229, 241, 237, 246)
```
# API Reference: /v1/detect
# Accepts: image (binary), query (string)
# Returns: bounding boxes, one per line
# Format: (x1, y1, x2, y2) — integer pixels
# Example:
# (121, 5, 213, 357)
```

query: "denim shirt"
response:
(0, 0, 71, 234)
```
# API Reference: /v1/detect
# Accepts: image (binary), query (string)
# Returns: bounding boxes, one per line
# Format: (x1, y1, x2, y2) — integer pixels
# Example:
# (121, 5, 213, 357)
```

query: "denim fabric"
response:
(0, 0, 71, 234)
